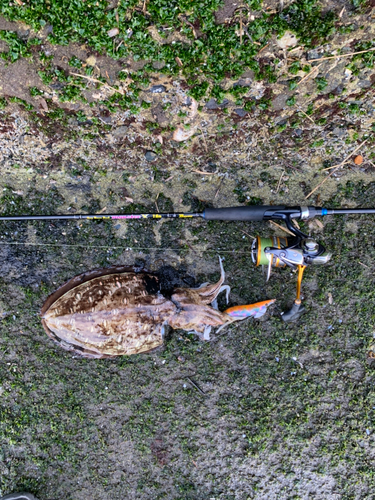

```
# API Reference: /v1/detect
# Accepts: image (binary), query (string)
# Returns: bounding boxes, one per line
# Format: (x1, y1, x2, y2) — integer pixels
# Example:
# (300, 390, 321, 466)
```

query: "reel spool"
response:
(251, 236, 293, 269)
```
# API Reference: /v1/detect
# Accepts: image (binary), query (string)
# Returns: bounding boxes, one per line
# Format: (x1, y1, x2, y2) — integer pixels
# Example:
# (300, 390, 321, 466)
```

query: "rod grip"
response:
(203, 206, 285, 221)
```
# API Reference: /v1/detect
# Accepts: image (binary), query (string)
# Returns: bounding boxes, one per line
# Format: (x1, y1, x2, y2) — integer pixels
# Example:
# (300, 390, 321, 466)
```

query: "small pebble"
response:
(149, 85, 166, 93)
(218, 99, 229, 109)
(99, 113, 112, 124)
(152, 60, 166, 69)
(113, 125, 128, 138)
(205, 98, 219, 110)
(234, 108, 247, 118)
(145, 150, 158, 162)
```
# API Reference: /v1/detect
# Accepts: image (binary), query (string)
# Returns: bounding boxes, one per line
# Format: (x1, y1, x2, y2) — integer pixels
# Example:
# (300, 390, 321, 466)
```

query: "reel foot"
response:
(281, 301, 305, 322)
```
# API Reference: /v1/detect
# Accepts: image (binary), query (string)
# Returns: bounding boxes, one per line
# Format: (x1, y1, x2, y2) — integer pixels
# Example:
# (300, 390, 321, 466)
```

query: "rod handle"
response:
(203, 206, 286, 221)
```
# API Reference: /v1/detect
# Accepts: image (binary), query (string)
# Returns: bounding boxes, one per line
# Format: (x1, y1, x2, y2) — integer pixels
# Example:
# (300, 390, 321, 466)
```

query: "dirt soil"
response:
(1, 1, 375, 499)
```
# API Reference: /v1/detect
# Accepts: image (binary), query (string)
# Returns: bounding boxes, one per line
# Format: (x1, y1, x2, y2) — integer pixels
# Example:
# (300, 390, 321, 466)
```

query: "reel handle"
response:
(281, 265, 307, 322)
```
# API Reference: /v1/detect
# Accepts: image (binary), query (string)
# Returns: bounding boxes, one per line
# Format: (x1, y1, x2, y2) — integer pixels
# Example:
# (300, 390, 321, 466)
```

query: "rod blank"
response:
(0, 212, 202, 221)
(0, 206, 375, 222)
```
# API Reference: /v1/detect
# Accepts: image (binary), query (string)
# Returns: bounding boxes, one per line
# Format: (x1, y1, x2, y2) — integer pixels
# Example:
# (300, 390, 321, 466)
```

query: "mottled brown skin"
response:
(41, 263, 232, 359)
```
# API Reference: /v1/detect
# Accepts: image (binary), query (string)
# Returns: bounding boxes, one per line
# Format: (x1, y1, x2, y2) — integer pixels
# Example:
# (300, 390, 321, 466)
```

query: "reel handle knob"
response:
(281, 300, 306, 322)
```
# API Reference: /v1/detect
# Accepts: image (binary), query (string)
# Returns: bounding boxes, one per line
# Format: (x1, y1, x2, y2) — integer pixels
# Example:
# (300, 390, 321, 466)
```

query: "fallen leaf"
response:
(277, 31, 298, 49)
(173, 126, 196, 142)
(175, 56, 183, 67)
(107, 28, 119, 38)
(86, 56, 97, 67)
(188, 97, 198, 119)
(193, 169, 215, 175)
(291, 218, 300, 229)
(39, 97, 49, 112)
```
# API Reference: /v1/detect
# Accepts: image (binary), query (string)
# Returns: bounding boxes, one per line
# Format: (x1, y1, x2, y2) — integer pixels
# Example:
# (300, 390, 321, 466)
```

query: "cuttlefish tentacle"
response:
(196, 256, 226, 303)
(210, 285, 230, 310)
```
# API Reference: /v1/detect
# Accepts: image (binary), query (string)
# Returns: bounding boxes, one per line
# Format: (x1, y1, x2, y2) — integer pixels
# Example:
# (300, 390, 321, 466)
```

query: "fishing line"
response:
(0, 241, 252, 253)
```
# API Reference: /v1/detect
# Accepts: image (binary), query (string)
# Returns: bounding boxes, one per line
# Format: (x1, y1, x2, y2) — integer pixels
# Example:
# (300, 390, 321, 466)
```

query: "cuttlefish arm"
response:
(168, 257, 230, 339)
(171, 257, 227, 307)
(169, 257, 275, 338)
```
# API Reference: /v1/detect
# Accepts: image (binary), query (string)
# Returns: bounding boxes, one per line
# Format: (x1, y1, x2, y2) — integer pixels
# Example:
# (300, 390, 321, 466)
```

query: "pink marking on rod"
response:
(111, 215, 143, 219)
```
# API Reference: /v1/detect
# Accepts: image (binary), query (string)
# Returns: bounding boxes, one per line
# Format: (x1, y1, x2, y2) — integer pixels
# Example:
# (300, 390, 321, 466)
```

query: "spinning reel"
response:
(251, 220, 331, 322)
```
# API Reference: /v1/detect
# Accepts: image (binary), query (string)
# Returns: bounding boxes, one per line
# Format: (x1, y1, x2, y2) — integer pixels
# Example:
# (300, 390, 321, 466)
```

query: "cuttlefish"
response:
(41, 259, 275, 359)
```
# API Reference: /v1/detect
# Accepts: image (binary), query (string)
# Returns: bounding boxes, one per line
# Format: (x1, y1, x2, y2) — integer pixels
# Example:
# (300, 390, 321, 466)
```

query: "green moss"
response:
(0, 0, 338, 105)
(0, 30, 32, 62)
(310, 138, 324, 147)
(29, 86, 44, 97)
(0, 97, 8, 109)
(9, 96, 34, 111)
(188, 81, 209, 101)
(288, 61, 301, 75)
(315, 76, 328, 91)
(68, 56, 82, 68)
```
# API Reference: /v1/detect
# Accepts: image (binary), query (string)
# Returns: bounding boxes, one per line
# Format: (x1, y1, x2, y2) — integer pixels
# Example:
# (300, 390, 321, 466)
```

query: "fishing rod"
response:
(2, 204, 375, 322)
(1, 205, 375, 221)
